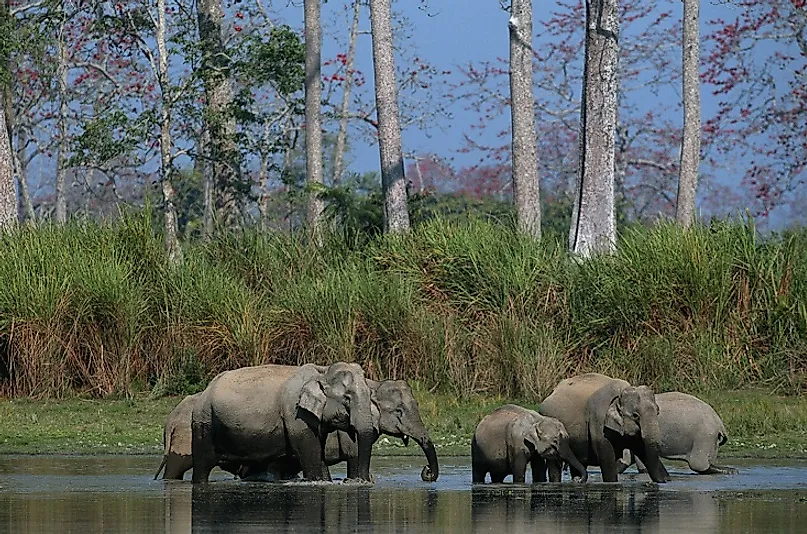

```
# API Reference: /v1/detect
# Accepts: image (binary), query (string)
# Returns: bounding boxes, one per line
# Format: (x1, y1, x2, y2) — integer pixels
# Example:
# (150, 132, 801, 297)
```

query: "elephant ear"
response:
(524, 424, 542, 452)
(298, 377, 327, 420)
(369, 390, 381, 434)
(604, 396, 624, 435)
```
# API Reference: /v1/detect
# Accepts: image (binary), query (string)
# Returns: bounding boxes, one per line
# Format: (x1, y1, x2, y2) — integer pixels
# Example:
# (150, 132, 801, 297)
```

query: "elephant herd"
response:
(154, 363, 733, 486)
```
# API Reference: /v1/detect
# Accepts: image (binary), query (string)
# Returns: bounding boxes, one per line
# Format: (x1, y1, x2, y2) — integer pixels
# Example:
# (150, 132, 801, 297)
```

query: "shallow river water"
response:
(0, 456, 806, 533)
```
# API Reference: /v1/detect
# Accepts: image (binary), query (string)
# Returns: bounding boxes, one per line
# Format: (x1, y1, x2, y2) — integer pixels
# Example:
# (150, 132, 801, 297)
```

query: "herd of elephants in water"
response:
(154, 363, 736, 486)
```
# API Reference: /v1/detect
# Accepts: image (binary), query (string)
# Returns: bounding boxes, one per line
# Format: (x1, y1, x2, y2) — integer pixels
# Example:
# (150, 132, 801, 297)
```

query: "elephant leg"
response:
(191, 422, 217, 484)
(634, 456, 648, 474)
(531, 456, 547, 483)
(472, 463, 488, 484)
(346, 457, 360, 479)
(616, 449, 633, 474)
(163, 454, 192, 480)
(512, 454, 528, 484)
(291, 429, 331, 481)
(546, 459, 562, 483)
(594, 439, 620, 482)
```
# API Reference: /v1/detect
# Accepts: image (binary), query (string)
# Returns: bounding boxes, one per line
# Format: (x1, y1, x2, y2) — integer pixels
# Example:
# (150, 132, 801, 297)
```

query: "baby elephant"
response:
(617, 392, 737, 475)
(472, 404, 587, 484)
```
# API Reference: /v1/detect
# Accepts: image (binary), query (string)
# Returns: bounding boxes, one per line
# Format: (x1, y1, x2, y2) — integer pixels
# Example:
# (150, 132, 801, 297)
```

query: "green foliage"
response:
(69, 110, 153, 167)
(237, 26, 305, 95)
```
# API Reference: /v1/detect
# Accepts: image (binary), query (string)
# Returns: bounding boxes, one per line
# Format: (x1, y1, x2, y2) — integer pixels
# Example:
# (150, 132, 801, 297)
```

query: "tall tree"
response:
(156, 0, 181, 263)
(53, 12, 69, 224)
(508, 0, 540, 238)
(676, 0, 700, 227)
(331, 0, 361, 186)
(0, 0, 14, 230)
(569, 0, 619, 257)
(304, 0, 325, 241)
(197, 0, 237, 235)
(0, 93, 13, 230)
(369, 0, 410, 233)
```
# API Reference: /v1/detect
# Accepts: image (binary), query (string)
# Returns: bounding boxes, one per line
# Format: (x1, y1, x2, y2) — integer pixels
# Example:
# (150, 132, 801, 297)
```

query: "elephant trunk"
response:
(640, 416, 669, 483)
(413, 433, 439, 482)
(557, 438, 587, 482)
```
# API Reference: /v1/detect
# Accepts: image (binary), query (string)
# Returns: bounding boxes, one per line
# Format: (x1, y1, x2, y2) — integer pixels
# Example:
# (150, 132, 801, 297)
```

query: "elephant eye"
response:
(631, 412, 640, 419)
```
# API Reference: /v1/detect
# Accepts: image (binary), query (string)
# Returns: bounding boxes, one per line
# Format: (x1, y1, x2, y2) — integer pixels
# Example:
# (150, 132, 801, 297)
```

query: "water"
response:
(0, 456, 806, 532)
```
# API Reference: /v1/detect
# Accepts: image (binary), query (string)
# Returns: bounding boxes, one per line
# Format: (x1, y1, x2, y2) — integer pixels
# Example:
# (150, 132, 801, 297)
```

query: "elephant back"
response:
(539, 374, 629, 449)
(654, 391, 726, 453)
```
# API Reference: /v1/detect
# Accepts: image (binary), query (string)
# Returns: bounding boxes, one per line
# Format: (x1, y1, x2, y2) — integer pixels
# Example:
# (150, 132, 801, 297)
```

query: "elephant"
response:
(538, 373, 670, 483)
(471, 404, 587, 484)
(239, 379, 440, 483)
(617, 391, 737, 475)
(190, 362, 376, 483)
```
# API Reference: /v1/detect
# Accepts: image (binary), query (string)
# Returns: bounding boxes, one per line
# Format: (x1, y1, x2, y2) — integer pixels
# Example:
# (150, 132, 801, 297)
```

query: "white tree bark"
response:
(54, 17, 69, 224)
(305, 0, 325, 242)
(157, 0, 181, 263)
(369, 0, 410, 234)
(197, 0, 237, 232)
(676, 0, 700, 228)
(0, 94, 15, 231)
(508, 1, 541, 238)
(331, 0, 361, 186)
(569, 0, 619, 257)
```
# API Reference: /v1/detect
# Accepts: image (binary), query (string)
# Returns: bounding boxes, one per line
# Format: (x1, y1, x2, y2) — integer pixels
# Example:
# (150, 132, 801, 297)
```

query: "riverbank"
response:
(1, 388, 805, 460)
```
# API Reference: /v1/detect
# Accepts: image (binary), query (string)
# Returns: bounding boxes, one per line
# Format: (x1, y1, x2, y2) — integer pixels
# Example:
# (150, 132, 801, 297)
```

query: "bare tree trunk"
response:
(508, 0, 541, 239)
(369, 0, 410, 234)
(54, 18, 69, 224)
(676, 0, 700, 228)
(304, 0, 325, 242)
(197, 130, 214, 239)
(157, 0, 180, 264)
(331, 0, 361, 186)
(197, 0, 238, 229)
(12, 128, 33, 223)
(569, 0, 619, 258)
(0, 94, 15, 231)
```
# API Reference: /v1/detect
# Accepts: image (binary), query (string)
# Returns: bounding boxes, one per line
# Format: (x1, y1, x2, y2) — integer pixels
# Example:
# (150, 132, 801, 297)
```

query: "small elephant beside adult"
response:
(539, 373, 671, 483)
(617, 391, 737, 475)
(471, 404, 587, 484)
(155, 375, 438, 483)
(191, 362, 377, 483)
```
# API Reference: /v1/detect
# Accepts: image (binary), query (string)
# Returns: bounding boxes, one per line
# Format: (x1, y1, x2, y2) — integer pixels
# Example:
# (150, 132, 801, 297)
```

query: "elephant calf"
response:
(617, 391, 737, 475)
(471, 404, 587, 484)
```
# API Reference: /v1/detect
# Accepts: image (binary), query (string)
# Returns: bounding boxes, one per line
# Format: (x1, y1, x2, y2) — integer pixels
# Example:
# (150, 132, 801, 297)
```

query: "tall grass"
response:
(0, 216, 805, 399)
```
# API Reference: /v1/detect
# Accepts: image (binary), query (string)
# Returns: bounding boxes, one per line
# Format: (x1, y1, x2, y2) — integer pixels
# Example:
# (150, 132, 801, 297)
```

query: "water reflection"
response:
(0, 457, 806, 533)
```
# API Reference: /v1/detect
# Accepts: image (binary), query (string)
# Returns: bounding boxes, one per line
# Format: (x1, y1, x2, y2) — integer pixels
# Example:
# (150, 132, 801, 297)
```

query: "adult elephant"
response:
(539, 373, 670, 483)
(241, 379, 440, 482)
(617, 391, 736, 475)
(191, 362, 376, 483)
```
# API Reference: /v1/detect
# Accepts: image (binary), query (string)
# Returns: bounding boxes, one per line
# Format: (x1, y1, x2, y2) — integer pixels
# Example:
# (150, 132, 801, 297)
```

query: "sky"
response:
(271, 0, 755, 173)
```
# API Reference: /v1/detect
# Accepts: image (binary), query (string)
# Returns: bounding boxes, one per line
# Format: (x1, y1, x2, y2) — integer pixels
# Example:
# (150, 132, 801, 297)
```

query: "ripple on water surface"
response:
(0, 456, 806, 533)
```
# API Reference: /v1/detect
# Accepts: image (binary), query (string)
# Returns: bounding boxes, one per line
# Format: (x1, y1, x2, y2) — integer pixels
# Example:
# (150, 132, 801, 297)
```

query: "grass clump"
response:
(0, 216, 805, 400)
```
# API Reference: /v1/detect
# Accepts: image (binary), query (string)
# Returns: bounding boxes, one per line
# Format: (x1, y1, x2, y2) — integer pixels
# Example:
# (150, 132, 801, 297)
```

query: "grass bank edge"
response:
(0, 389, 804, 460)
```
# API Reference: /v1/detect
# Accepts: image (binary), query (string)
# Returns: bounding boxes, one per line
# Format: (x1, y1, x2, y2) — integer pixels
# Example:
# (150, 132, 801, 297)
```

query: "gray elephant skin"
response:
(190, 362, 376, 483)
(155, 377, 439, 483)
(241, 379, 439, 482)
(618, 391, 736, 475)
(471, 404, 587, 484)
(539, 373, 670, 483)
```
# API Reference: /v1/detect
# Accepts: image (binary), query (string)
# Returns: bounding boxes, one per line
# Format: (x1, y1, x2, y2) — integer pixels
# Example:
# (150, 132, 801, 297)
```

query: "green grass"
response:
(0, 217, 806, 399)
(1, 391, 805, 460)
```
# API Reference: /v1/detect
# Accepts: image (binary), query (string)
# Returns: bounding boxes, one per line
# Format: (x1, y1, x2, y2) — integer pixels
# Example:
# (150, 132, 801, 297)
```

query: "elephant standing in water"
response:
(471, 404, 587, 484)
(539, 373, 670, 483)
(618, 391, 737, 475)
(237, 379, 439, 482)
(191, 362, 376, 483)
